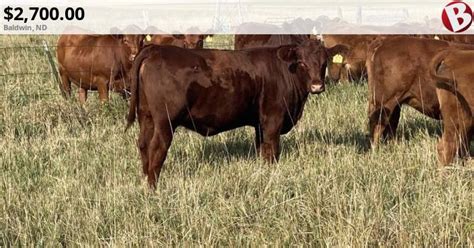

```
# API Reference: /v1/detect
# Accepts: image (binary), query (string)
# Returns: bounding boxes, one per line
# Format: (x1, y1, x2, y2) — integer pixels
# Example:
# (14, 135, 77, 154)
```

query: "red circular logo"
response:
(442, 1, 473, 33)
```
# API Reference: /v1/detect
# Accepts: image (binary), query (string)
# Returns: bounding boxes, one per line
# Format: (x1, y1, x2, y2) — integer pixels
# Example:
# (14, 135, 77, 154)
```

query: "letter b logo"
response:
(442, 1, 473, 33)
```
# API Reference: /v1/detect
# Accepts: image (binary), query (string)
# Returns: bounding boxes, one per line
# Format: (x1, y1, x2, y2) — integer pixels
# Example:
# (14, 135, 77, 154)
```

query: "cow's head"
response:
(278, 40, 349, 94)
(115, 34, 145, 61)
(327, 52, 349, 83)
(183, 34, 207, 49)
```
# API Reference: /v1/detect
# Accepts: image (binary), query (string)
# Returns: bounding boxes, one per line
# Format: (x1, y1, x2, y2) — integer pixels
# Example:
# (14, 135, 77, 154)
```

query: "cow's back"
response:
(368, 37, 449, 90)
(57, 35, 116, 66)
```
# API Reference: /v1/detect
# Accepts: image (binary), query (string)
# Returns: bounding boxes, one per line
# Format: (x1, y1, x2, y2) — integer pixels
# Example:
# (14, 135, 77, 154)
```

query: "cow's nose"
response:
(310, 84, 325, 94)
(129, 54, 136, 61)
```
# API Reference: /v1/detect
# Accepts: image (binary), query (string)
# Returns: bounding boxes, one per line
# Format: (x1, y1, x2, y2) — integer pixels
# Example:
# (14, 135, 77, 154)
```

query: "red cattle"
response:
(430, 49, 473, 165)
(126, 41, 348, 187)
(57, 34, 145, 103)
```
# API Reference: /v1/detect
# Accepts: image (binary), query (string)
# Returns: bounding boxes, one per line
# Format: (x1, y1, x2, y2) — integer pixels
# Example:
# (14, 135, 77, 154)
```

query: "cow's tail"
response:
(125, 46, 152, 131)
(430, 49, 455, 90)
(366, 37, 384, 92)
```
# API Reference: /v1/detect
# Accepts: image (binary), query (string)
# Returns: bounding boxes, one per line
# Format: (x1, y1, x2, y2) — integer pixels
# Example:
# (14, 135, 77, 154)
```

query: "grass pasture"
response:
(0, 35, 473, 246)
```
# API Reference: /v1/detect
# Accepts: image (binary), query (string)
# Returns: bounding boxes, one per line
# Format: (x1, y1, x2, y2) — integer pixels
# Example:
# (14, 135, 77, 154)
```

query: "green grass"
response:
(1, 35, 473, 246)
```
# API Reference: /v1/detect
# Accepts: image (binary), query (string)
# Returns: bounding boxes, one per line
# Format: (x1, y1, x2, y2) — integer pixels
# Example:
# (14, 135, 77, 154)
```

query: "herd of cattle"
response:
(55, 34, 473, 188)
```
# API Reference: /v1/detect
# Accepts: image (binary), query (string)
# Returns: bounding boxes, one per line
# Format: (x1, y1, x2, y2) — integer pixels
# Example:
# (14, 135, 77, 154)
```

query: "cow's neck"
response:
(288, 73, 309, 103)
(283, 68, 309, 120)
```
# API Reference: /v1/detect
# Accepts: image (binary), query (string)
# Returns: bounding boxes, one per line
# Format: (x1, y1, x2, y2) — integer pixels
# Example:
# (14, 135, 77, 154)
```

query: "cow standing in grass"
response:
(57, 34, 145, 103)
(366, 36, 474, 146)
(126, 40, 348, 188)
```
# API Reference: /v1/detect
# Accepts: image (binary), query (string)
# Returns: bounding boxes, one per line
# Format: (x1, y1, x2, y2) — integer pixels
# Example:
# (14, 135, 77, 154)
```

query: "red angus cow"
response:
(57, 34, 145, 103)
(126, 40, 348, 187)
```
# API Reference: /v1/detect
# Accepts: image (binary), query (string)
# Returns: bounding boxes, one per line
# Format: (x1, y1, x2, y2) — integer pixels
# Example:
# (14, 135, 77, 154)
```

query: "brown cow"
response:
(57, 34, 145, 103)
(430, 49, 473, 165)
(144, 34, 207, 49)
(323, 35, 382, 83)
(126, 40, 348, 187)
(324, 35, 429, 83)
(234, 35, 310, 49)
(366, 36, 473, 145)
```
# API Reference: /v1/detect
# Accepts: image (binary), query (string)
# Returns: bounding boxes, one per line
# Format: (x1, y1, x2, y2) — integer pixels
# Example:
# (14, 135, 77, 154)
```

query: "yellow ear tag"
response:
(145, 35, 152, 42)
(332, 54, 344, 64)
(205, 35, 213, 42)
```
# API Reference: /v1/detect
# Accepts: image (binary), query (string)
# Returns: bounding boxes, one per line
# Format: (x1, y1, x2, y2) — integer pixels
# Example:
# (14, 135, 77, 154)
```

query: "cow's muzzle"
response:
(129, 54, 137, 62)
(310, 84, 325, 94)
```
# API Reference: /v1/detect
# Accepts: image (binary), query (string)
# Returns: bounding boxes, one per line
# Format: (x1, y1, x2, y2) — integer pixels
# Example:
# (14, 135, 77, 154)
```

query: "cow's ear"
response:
(326, 44, 349, 58)
(277, 46, 297, 62)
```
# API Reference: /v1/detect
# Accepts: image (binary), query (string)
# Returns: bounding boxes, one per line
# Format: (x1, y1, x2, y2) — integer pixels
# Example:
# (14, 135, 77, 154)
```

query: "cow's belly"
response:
(182, 108, 256, 136)
(405, 83, 441, 119)
(182, 83, 258, 136)
(406, 95, 441, 120)
(63, 53, 117, 89)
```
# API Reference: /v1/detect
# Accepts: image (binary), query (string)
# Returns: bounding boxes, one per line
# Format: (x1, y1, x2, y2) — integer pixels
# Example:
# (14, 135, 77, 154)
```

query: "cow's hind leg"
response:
(438, 120, 471, 165)
(437, 127, 457, 165)
(457, 119, 472, 160)
(147, 119, 174, 188)
(369, 106, 390, 147)
(384, 105, 401, 140)
(438, 93, 472, 165)
(254, 126, 263, 155)
(97, 79, 109, 103)
(78, 88, 88, 104)
(138, 114, 154, 175)
(259, 116, 283, 162)
(369, 100, 398, 147)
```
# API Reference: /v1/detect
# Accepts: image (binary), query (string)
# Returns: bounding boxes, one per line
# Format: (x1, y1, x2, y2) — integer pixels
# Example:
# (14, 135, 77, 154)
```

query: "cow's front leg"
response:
(97, 79, 109, 103)
(368, 106, 388, 147)
(147, 119, 174, 189)
(384, 105, 401, 140)
(368, 100, 398, 147)
(254, 126, 263, 155)
(437, 131, 457, 166)
(340, 66, 350, 84)
(138, 113, 154, 176)
(78, 88, 88, 104)
(259, 117, 283, 162)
